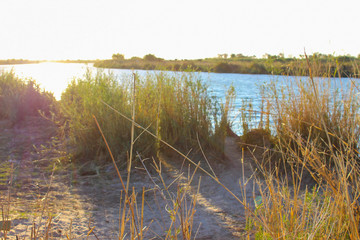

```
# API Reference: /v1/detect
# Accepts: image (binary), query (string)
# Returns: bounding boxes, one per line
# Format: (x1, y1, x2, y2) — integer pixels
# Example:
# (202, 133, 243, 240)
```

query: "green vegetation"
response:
(0, 70, 57, 124)
(0, 59, 96, 64)
(95, 52, 360, 77)
(0, 59, 41, 65)
(0, 68, 229, 162)
(60, 70, 229, 163)
(51, 59, 97, 64)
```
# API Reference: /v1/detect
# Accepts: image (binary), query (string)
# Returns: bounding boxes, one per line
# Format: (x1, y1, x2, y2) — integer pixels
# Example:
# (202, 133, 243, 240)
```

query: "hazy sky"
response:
(1, 0, 359, 60)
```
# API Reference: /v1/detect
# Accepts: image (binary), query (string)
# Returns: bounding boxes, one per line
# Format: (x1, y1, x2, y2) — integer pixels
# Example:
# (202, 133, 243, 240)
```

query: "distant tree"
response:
(143, 54, 162, 61)
(230, 54, 236, 58)
(311, 52, 328, 59)
(217, 54, 228, 59)
(112, 53, 125, 60)
(263, 53, 270, 59)
(337, 55, 354, 62)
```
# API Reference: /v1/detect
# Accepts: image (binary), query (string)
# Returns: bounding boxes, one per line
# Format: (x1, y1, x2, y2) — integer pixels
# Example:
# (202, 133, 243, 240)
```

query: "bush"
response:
(143, 54, 163, 61)
(213, 62, 237, 73)
(112, 53, 125, 60)
(0, 70, 57, 124)
(248, 62, 267, 74)
(238, 128, 273, 150)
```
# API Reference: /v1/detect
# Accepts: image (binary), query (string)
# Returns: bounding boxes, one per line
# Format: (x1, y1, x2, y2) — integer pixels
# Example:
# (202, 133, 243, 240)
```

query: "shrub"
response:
(0, 70, 57, 124)
(112, 53, 125, 60)
(238, 128, 273, 150)
(143, 54, 163, 61)
(248, 62, 267, 74)
(213, 62, 237, 73)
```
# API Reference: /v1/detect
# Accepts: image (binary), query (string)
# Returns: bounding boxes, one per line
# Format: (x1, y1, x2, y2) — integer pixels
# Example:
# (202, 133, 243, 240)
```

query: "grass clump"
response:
(242, 59, 360, 239)
(60, 70, 132, 163)
(61, 70, 228, 164)
(0, 70, 57, 124)
(268, 70, 360, 167)
(238, 128, 273, 151)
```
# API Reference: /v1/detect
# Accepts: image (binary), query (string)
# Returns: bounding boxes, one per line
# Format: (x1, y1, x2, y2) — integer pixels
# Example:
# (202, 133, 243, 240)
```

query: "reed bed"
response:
(241, 58, 360, 239)
(60, 70, 228, 164)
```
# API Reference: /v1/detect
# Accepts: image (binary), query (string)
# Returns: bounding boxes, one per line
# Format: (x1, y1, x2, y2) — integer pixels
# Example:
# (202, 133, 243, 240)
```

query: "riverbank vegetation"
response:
(51, 59, 97, 64)
(0, 59, 42, 65)
(1, 57, 360, 238)
(238, 58, 360, 239)
(95, 52, 360, 77)
(0, 59, 96, 65)
(0, 70, 57, 124)
(60, 70, 229, 163)
(1, 68, 230, 161)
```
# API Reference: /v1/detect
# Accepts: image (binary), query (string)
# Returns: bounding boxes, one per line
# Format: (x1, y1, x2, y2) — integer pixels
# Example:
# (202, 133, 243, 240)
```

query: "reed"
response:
(242, 58, 360, 239)
(61, 70, 227, 164)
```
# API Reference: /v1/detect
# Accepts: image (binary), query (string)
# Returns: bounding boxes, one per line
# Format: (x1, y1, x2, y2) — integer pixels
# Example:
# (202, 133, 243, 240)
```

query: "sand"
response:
(0, 117, 260, 239)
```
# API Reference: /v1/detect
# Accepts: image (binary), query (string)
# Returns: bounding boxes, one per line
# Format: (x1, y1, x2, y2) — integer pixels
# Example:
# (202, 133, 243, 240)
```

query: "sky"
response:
(0, 0, 359, 60)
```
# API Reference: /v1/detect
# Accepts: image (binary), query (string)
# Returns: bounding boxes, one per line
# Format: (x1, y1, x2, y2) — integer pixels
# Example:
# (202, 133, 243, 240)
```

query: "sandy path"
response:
(192, 137, 255, 238)
(178, 136, 257, 239)
(136, 136, 258, 239)
(0, 118, 258, 239)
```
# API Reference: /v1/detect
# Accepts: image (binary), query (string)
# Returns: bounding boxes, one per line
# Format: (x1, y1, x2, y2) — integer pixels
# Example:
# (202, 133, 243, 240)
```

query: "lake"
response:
(0, 62, 356, 134)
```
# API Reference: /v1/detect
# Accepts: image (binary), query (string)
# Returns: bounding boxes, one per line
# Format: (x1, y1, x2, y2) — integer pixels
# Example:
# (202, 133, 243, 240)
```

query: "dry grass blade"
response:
(127, 73, 137, 192)
(196, 133, 217, 179)
(93, 115, 127, 193)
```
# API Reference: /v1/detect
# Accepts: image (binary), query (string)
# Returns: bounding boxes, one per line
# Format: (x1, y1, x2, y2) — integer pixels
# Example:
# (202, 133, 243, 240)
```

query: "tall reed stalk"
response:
(61, 70, 227, 164)
(243, 59, 360, 239)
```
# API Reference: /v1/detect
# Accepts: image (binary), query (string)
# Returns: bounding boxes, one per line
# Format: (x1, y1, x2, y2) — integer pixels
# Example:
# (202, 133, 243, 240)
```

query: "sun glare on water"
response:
(0, 62, 92, 100)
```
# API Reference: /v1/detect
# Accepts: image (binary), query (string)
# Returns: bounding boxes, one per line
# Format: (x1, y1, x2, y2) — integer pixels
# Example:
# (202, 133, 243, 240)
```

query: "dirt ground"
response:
(0, 117, 260, 239)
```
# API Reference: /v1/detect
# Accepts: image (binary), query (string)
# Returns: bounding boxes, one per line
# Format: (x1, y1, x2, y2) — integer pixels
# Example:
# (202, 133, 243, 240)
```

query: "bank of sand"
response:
(0, 117, 260, 239)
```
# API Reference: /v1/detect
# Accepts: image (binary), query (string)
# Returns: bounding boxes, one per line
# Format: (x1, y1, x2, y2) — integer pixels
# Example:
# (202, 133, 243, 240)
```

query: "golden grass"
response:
(241, 56, 360, 239)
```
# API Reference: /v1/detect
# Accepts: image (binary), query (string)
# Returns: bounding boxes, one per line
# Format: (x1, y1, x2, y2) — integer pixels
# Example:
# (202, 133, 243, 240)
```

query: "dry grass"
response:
(241, 56, 360, 239)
